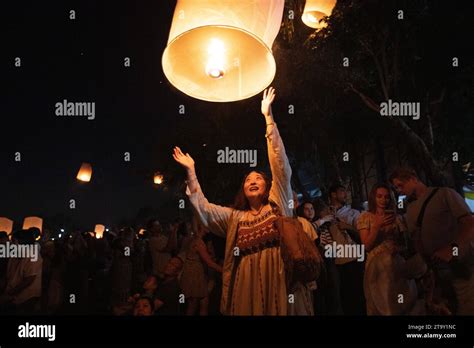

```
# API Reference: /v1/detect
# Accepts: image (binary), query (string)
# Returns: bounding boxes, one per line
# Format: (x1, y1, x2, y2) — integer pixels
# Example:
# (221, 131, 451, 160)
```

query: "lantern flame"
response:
(206, 38, 226, 78)
(154, 173, 164, 185)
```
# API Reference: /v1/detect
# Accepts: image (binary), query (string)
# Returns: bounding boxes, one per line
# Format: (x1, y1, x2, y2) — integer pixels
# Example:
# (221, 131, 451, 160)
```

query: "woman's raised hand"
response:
(261, 87, 276, 117)
(173, 146, 195, 172)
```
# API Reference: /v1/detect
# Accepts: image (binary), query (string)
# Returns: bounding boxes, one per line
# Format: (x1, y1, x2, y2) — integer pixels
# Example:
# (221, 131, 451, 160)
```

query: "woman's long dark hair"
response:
(368, 183, 396, 213)
(296, 200, 316, 222)
(233, 171, 271, 211)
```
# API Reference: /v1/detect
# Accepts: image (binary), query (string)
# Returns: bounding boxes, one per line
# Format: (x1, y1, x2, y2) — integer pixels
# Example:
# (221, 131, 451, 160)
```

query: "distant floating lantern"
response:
(23, 216, 43, 232)
(162, 0, 285, 102)
(0, 217, 13, 236)
(302, 0, 337, 29)
(77, 162, 92, 182)
(94, 224, 105, 239)
(154, 173, 164, 185)
(22, 216, 43, 234)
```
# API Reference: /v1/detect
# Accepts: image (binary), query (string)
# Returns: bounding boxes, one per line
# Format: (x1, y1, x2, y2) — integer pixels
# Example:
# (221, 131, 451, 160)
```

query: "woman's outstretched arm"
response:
(173, 147, 233, 237)
(261, 87, 293, 217)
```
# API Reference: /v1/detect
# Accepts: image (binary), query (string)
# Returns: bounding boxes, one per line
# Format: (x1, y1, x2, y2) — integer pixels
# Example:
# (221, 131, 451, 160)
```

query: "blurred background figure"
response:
(1, 228, 43, 315)
(180, 216, 222, 316)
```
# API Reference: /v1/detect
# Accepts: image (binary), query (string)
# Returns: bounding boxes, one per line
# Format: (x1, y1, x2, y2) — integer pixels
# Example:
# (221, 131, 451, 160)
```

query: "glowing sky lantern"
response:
(153, 173, 164, 185)
(162, 0, 285, 102)
(23, 216, 43, 232)
(94, 224, 105, 239)
(302, 0, 337, 29)
(77, 162, 92, 182)
(22, 216, 43, 240)
(0, 217, 13, 236)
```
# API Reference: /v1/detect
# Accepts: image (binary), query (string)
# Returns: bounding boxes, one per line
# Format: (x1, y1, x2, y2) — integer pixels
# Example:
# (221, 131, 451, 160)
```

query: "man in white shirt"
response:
(390, 167, 474, 314)
(328, 184, 361, 230)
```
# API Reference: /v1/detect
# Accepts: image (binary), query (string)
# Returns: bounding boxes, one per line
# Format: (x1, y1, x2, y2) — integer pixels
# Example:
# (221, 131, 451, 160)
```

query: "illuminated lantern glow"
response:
(94, 224, 105, 239)
(162, 0, 285, 102)
(77, 163, 93, 182)
(0, 217, 14, 236)
(154, 173, 164, 185)
(23, 216, 43, 232)
(22, 217, 43, 240)
(302, 0, 337, 29)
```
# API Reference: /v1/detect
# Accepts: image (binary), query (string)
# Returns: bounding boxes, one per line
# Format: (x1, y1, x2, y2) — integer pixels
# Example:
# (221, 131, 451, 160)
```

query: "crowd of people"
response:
(1, 87, 473, 316)
(0, 216, 224, 316)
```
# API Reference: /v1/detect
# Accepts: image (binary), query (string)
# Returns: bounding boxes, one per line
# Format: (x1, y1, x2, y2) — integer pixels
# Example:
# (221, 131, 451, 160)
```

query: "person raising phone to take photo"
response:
(357, 183, 426, 315)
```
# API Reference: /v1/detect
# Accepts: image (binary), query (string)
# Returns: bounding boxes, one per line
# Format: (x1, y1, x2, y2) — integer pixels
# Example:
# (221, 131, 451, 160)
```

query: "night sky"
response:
(3, 1, 278, 229)
(3, 1, 473, 230)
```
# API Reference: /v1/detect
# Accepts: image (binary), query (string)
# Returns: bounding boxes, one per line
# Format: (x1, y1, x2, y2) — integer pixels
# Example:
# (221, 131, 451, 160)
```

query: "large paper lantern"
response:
(22, 216, 43, 232)
(0, 217, 13, 235)
(77, 163, 92, 182)
(94, 224, 105, 239)
(302, 0, 337, 29)
(162, 0, 285, 102)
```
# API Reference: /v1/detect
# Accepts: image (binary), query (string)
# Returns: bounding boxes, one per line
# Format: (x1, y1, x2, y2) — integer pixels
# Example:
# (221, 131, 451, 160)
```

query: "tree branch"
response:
(348, 83, 381, 113)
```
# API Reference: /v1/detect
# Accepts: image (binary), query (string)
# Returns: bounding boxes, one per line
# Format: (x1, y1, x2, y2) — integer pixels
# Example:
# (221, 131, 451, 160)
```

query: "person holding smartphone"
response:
(357, 183, 426, 315)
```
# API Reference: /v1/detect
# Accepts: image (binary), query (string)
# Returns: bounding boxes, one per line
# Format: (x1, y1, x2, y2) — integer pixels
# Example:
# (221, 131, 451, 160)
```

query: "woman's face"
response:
(133, 299, 153, 316)
(303, 203, 315, 220)
(243, 172, 267, 202)
(375, 188, 391, 210)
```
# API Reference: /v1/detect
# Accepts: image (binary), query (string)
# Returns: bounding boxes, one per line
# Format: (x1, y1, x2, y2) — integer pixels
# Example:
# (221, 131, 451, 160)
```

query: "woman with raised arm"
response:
(173, 87, 293, 316)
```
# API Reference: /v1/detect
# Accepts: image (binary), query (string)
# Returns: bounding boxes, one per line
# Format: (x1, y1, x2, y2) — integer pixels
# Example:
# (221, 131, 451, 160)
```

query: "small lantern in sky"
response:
(162, 0, 285, 102)
(154, 173, 164, 185)
(22, 216, 43, 233)
(302, 0, 337, 29)
(77, 163, 92, 182)
(22, 216, 43, 232)
(0, 217, 13, 236)
(94, 224, 105, 239)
